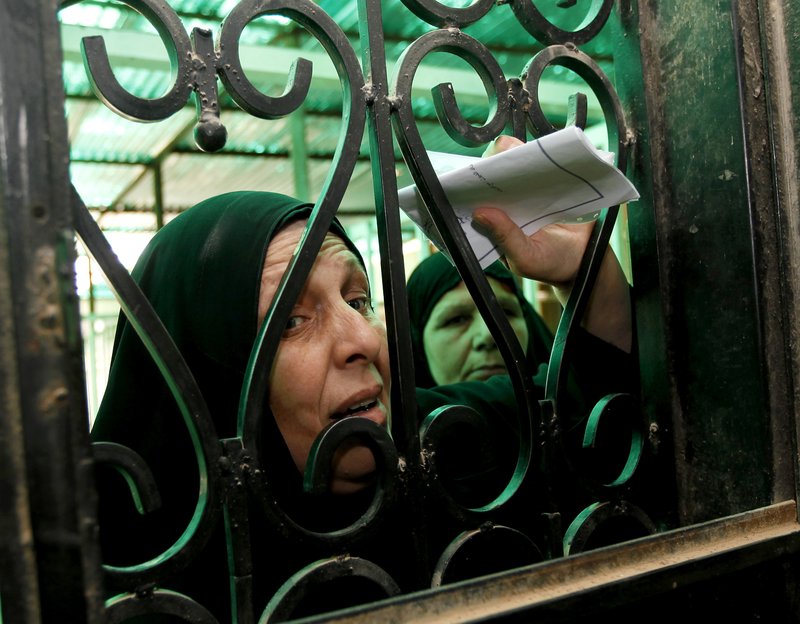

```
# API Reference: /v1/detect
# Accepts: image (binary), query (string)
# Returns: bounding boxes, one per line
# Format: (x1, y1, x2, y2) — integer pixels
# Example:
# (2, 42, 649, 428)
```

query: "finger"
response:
(481, 135, 524, 158)
(472, 206, 535, 270)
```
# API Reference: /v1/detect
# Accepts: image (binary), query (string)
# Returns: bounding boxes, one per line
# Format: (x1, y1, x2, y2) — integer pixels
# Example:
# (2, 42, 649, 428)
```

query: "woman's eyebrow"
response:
(433, 301, 473, 318)
(341, 253, 370, 285)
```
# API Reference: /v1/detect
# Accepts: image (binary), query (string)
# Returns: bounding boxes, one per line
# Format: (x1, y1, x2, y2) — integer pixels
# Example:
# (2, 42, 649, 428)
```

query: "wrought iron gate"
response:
(1, 0, 800, 622)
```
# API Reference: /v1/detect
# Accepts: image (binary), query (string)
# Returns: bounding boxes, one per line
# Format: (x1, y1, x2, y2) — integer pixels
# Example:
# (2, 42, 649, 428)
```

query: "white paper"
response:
(398, 126, 640, 269)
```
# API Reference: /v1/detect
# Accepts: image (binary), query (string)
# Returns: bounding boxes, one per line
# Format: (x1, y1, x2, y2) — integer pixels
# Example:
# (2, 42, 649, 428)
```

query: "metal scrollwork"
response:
(387, 0, 654, 571)
(262, 557, 401, 623)
(513, 19, 652, 556)
(557, 392, 654, 555)
(68, 0, 655, 617)
(582, 393, 644, 489)
(105, 588, 219, 624)
(432, 523, 543, 587)
(77, 0, 344, 153)
(217, 0, 314, 119)
(390, 29, 537, 515)
(562, 500, 656, 556)
(522, 43, 627, 158)
(398, 0, 495, 29)
(232, 0, 372, 550)
(419, 405, 499, 518)
(79, 0, 193, 122)
(300, 419, 399, 541)
(509, 0, 615, 46)
(73, 187, 222, 590)
(92, 442, 163, 514)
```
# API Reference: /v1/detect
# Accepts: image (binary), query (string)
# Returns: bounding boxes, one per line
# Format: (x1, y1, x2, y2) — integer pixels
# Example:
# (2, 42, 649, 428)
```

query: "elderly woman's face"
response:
(259, 221, 390, 494)
(422, 277, 529, 385)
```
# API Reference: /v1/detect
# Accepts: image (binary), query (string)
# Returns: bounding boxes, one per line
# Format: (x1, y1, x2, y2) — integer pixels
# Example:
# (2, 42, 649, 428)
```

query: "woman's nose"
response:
(333, 303, 384, 366)
(472, 320, 497, 352)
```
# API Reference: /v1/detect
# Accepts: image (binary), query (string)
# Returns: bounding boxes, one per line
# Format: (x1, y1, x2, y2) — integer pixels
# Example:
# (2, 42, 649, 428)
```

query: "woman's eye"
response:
(347, 296, 374, 314)
(442, 314, 469, 328)
(285, 315, 304, 331)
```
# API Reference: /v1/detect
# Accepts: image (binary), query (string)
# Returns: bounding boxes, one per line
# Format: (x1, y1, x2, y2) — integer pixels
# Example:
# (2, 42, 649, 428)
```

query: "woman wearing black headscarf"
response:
(91, 184, 632, 620)
(91, 191, 402, 621)
(406, 247, 633, 410)
(408, 135, 633, 397)
(407, 251, 554, 389)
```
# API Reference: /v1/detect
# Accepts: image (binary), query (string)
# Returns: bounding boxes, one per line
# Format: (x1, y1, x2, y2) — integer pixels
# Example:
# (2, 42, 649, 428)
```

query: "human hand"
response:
(473, 135, 594, 290)
(474, 134, 632, 352)
(471, 206, 594, 290)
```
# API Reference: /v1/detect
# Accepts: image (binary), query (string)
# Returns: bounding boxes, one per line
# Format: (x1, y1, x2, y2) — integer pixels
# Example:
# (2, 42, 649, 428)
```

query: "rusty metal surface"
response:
(627, 0, 782, 526)
(294, 501, 800, 623)
(0, 0, 105, 621)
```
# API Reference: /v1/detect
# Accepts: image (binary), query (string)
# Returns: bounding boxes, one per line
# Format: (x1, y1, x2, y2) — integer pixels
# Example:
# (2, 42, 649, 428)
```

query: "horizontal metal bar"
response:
(298, 500, 800, 623)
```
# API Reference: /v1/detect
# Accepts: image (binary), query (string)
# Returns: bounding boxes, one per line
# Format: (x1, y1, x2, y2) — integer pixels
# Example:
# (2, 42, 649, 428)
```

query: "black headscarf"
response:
(406, 251, 554, 388)
(93, 190, 361, 440)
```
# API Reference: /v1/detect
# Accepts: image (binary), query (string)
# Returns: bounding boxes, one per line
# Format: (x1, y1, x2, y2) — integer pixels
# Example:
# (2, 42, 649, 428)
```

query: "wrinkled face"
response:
(422, 278, 529, 385)
(258, 221, 391, 494)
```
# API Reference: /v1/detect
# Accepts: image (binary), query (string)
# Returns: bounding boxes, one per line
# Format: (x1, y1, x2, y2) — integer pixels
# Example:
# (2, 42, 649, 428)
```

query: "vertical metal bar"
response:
(357, 0, 419, 459)
(0, 233, 42, 622)
(153, 162, 165, 230)
(630, 0, 772, 525)
(749, 0, 800, 507)
(731, 0, 796, 505)
(357, 0, 430, 585)
(85, 259, 99, 419)
(0, 0, 104, 621)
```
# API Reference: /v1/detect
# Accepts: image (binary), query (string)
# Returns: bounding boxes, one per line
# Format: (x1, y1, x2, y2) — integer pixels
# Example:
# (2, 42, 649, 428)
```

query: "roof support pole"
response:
(290, 105, 310, 201)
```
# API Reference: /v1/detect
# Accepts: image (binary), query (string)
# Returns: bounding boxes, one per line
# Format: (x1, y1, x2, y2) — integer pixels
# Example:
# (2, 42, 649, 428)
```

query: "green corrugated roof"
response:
(60, 0, 615, 225)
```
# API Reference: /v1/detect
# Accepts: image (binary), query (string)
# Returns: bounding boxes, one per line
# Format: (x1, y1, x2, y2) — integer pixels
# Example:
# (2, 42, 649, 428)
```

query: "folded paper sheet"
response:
(398, 126, 640, 269)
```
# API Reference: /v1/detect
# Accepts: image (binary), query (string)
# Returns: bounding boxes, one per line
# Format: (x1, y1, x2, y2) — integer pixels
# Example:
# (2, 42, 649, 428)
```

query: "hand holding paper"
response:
(474, 132, 635, 353)
(472, 204, 596, 288)
(397, 126, 640, 270)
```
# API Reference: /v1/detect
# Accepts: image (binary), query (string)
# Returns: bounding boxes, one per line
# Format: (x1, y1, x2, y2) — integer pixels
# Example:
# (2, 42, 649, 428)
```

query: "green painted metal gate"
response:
(1, 0, 800, 622)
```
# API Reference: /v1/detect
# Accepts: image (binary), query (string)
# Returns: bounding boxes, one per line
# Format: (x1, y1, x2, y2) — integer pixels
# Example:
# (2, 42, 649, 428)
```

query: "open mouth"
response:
(332, 398, 378, 420)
